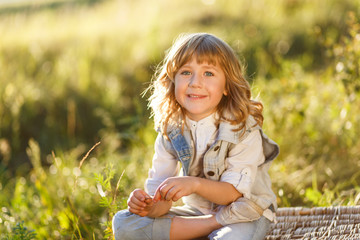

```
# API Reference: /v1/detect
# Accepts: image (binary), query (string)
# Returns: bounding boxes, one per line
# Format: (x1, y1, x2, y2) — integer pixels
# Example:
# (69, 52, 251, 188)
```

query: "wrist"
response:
(192, 176, 202, 194)
(147, 199, 172, 218)
(210, 215, 223, 229)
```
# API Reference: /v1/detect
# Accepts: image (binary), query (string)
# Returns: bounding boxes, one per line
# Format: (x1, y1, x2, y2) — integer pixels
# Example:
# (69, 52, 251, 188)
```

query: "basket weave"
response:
(265, 206, 360, 240)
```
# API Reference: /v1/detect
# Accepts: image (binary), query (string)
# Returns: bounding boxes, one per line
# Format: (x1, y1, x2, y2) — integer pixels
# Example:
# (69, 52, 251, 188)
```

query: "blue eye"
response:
(204, 72, 214, 76)
(181, 71, 191, 75)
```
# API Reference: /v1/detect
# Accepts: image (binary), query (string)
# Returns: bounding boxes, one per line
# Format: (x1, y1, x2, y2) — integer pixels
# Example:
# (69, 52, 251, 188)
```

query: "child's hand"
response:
(127, 189, 154, 217)
(153, 176, 199, 203)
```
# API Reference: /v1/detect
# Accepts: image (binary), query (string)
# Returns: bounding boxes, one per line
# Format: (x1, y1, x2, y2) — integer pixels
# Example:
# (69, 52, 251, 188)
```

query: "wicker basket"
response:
(266, 206, 360, 240)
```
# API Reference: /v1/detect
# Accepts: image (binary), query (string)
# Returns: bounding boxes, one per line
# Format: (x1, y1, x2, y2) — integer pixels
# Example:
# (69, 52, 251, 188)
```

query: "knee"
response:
(112, 210, 134, 240)
(209, 217, 271, 240)
(112, 210, 152, 240)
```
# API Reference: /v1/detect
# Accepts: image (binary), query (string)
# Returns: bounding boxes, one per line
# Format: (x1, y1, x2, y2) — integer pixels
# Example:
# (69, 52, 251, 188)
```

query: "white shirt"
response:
(186, 114, 218, 178)
(145, 114, 265, 214)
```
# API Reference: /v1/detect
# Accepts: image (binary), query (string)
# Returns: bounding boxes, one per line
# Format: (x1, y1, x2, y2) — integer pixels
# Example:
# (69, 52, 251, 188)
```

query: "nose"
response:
(188, 73, 202, 88)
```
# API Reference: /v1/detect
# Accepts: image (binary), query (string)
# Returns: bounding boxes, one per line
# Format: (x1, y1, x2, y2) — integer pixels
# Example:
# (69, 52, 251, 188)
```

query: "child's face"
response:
(174, 57, 227, 121)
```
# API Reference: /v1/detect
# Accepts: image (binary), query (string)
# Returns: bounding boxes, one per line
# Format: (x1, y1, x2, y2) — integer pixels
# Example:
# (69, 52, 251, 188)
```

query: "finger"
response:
(161, 183, 179, 201)
(137, 212, 147, 217)
(165, 186, 182, 201)
(144, 197, 153, 205)
(153, 178, 175, 202)
(153, 186, 163, 202)
(163, 186, 174, 201)
(128, 201, 145, 211)
(132, 189, 149, 202)
(128, 195, 145, 206)
(128, 206, 141, 214)
(128, 196, 147, 208)
(129, 207, 148, 217)
(128, 203, 147, 214)
(171, 190, 183, 202)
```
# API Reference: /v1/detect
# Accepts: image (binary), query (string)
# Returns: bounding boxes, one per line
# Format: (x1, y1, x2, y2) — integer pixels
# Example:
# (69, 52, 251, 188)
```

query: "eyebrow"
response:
(204, 65, 218, 70)
(181, 63, 219, 71)
(201, 64, 221, 73)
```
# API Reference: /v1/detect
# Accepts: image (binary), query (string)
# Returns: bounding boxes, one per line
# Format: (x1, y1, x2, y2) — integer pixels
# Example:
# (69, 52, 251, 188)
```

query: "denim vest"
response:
(166, 116, 279, 221)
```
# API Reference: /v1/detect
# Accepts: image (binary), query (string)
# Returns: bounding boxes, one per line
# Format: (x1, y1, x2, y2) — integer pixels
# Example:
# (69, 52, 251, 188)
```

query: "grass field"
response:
(0, 0, 359, 238)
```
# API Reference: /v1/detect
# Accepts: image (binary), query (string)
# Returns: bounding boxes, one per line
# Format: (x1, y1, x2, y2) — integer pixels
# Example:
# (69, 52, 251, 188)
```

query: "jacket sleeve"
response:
(145, 133, 180, 196)
(219, 130, 265, 199)
(216, 130, 278, 225)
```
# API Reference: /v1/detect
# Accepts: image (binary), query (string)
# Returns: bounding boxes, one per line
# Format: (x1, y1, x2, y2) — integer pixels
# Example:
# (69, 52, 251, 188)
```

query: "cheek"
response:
(174, 80, 183, 102)
(174, 86, 180, 101)
(210, 83, 226, 98)
(219, 80, 227, 96)
(174, 77, 186, 91)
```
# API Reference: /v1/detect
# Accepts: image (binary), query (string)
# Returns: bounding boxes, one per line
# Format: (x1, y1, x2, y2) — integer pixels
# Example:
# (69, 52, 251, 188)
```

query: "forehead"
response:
(179, 52, 222, 69)
(193, 53, 219, 66)
(170, 34, 228, 73)
(181, 54, 217, 65)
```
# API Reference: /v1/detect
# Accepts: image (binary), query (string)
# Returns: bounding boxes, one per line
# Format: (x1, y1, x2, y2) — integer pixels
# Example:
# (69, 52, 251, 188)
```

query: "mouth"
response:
(187, 94, 207, 99)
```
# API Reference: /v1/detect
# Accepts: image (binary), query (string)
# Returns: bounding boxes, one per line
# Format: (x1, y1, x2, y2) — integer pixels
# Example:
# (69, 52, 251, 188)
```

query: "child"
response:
(112, 33, 279, 240)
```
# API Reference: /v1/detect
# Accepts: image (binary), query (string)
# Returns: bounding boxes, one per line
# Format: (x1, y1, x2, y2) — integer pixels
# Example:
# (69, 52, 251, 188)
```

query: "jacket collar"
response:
(167, 115, 259, 145)
(217, 115, 259, 144)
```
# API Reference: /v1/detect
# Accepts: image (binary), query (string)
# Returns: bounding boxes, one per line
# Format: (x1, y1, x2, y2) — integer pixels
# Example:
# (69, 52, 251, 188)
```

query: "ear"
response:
(223, 89, 228, 96)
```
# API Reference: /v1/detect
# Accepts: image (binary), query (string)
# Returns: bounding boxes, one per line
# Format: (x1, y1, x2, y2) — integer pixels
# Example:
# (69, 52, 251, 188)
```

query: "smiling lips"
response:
(187, 94, 207, 99)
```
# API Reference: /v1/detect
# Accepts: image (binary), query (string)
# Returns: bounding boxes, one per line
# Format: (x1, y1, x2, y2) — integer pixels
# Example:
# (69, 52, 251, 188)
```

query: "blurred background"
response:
(0, 0, 359, 238)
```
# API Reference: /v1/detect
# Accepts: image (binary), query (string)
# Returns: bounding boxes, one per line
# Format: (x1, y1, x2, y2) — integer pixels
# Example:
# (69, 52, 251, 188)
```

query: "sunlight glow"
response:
(202, 0, 216, 5)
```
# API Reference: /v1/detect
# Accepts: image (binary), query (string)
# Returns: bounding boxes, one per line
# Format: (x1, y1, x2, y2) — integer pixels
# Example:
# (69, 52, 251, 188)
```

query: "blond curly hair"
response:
(147, 33, 263, 136)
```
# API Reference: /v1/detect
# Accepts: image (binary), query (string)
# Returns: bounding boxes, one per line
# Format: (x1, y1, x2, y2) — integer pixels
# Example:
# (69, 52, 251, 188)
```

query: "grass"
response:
(0, 0, 359, 238)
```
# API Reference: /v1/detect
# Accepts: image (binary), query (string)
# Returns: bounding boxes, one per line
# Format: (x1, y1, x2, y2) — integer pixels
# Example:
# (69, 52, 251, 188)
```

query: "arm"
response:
(128, 133, 179, 217)
(194, 177, 242, 205)
(170, 215, 222, 240)
(220, 130, 264, 199)
(215, 130, 268, 225)
(153, 176, 242, 205)
(127, 188, 173, 218)
(146, 200, 172, 218)
(151, 176, 240, 239)
(129, 179, 237, 218)
(128, 189, 223, 239)
(153, 131, 264, 205)
(154, 130, 265, 235)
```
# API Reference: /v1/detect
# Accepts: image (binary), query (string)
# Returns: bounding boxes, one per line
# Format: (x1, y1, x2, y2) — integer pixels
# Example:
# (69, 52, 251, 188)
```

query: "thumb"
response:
(153, 189, 162, 203)
(145, 197, 153, 205)
(134, 189, 150, 201)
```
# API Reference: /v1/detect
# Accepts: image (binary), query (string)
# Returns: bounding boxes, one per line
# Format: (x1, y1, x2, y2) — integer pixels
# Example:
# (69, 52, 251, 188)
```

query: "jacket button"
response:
(213, 146, 220, 151)
(207, 171, 215, 176)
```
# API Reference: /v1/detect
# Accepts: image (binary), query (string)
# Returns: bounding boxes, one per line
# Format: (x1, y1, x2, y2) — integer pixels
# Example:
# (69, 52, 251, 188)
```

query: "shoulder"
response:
(244, 115, 261, 131)
(154, 131, 178, 156)
(218, 115, 261, 144)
